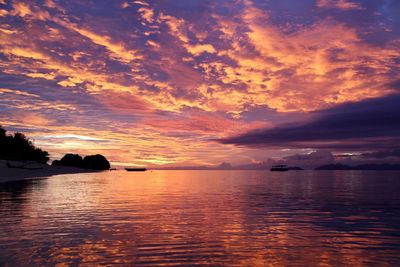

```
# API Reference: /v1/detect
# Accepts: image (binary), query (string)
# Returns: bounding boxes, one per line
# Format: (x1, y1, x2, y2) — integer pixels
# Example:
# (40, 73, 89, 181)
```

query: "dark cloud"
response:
(283, 150, 335, 168)
(361, 149, 400, 159)
(220, 94, 400, 149)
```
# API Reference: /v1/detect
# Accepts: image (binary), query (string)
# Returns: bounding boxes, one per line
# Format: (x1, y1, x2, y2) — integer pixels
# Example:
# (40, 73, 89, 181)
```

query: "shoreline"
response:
(0, 160, 100, 183)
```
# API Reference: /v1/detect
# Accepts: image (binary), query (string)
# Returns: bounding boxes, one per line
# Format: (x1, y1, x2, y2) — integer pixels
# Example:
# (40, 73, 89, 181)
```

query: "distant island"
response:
(52, 153, 110, 170)
(315, 163, 400, 170)
(156, 162, 304, 171)
(0, 125, 110, 182)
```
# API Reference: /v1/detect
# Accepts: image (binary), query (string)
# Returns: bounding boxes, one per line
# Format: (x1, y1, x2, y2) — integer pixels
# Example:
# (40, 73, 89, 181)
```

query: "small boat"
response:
(270, 165, 289, 172)
(125, 167, 147, 172)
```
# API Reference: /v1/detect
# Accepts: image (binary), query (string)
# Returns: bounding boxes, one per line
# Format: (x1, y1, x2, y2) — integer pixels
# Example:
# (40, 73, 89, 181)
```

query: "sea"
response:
(0, 170, 399, 266)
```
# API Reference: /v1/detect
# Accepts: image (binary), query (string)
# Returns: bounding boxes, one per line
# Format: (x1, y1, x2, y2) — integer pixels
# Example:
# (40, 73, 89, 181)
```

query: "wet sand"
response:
(0, 160, 99, 183)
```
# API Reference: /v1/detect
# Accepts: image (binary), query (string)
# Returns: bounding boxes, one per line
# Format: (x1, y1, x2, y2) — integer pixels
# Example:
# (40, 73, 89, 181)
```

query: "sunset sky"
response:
(0, 0, 399, 167)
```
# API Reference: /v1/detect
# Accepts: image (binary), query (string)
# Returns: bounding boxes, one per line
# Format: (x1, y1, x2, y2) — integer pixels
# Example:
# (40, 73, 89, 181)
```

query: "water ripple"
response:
(0, 170, 400, 266)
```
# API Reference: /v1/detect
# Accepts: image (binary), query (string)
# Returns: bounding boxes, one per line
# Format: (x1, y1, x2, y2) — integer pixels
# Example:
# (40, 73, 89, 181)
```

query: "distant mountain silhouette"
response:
(156, 165, 210, 170)
(157, 162, 303, 170)
(216, 162, 232, 170)
(0, 125, 49, 163)
(315, 163, 352, 170)
(53, 153, 110, 170)
(315, 163, 400, 170)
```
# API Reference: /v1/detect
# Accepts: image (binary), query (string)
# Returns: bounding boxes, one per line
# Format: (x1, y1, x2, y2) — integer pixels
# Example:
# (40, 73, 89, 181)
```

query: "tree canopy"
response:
(53, 153, 110, 170)
(0, 126, 49, 163)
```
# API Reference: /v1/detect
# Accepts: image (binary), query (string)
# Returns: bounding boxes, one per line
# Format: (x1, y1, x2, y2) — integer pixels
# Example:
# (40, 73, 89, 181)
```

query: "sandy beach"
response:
(0, 160, 100, 183)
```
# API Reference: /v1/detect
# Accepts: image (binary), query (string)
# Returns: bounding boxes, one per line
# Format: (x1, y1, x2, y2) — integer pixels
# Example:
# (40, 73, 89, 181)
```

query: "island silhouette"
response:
(2, 125, 400, 178)
(0, 125, 49, 164)
(52, 153, 110, 170)
(0, 125, 110, 182)
(315, 163, 400, 170)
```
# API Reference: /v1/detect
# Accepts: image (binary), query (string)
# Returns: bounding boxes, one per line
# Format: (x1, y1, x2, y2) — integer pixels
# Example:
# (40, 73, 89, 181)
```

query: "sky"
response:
(0, 0, 399, 167)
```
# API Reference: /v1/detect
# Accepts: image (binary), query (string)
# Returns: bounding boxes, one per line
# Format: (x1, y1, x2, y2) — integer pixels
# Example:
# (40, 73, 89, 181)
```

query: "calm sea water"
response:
(0, 170, 399, 266)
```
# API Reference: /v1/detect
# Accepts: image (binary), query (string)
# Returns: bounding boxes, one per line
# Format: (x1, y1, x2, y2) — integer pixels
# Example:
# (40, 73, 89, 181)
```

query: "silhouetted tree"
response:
(0, 126, 5, 138)
(83, 154, 110, 170)
(53, 153, 83, 168)
(52, 153, 110, 170)
(0, 125, 49, 163)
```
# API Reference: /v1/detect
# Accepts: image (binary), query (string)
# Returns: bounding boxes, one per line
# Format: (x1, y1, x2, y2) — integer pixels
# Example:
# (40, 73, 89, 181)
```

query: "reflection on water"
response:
(0, 170, 399, 266)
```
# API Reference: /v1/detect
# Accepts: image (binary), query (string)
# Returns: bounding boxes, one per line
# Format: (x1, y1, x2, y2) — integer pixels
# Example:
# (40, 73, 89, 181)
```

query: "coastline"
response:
(0, 160, 100, 183)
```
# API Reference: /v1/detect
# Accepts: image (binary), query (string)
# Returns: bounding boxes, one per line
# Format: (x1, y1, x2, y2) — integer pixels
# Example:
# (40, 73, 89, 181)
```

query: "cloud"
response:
(9, 1, 142, 63)
(221, 0, 398, 112)
(316, 0, 363, 10)
(0, 87, 76, 111)
(220, 94, 400, 150)
(144, 111, 266, 136)
(138, 7, 154, 23)
(186, 43, 216, 56)
(63, 24, 142, 63)
(284, 150, 335, 168)
(0, 9, 8, 17)
(0, 88, 40, 98)
(0, 0, 399, 166)
(361, 149, 400, 159)
(26, 72, 57, 80)
(11, 2, 32, 17)
(2, 0, 399, 116)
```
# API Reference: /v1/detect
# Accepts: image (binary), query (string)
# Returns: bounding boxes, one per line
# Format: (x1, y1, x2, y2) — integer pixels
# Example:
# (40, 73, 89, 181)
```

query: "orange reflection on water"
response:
(0, 170, 399, 266)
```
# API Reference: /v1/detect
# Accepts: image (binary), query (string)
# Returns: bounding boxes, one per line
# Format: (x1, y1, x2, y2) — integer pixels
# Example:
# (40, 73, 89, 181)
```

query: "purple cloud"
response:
(220, 94, 400, 150)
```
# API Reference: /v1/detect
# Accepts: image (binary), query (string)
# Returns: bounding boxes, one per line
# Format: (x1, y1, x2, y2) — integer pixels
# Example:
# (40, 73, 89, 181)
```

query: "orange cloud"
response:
(4, 0, 398, 118)
(317, 0, 363, 10)
(9, 1, 142, 64)
(26, 72, 57, 80)
(0, 0, 399, 167)
(186, 43, 216, 56)
(11, 2, 31, 17)
(138, 7, 154, 23)
(0, 88, 39, 98)
(64, 24, 142, 63)
(207, 1, 398, 112)
(160, 13, 217, 56)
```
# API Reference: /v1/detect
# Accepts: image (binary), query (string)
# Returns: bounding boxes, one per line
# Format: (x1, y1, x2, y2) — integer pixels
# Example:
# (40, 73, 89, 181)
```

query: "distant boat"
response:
(270, 165, 289, 172)
(125, 167, 147, 172)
